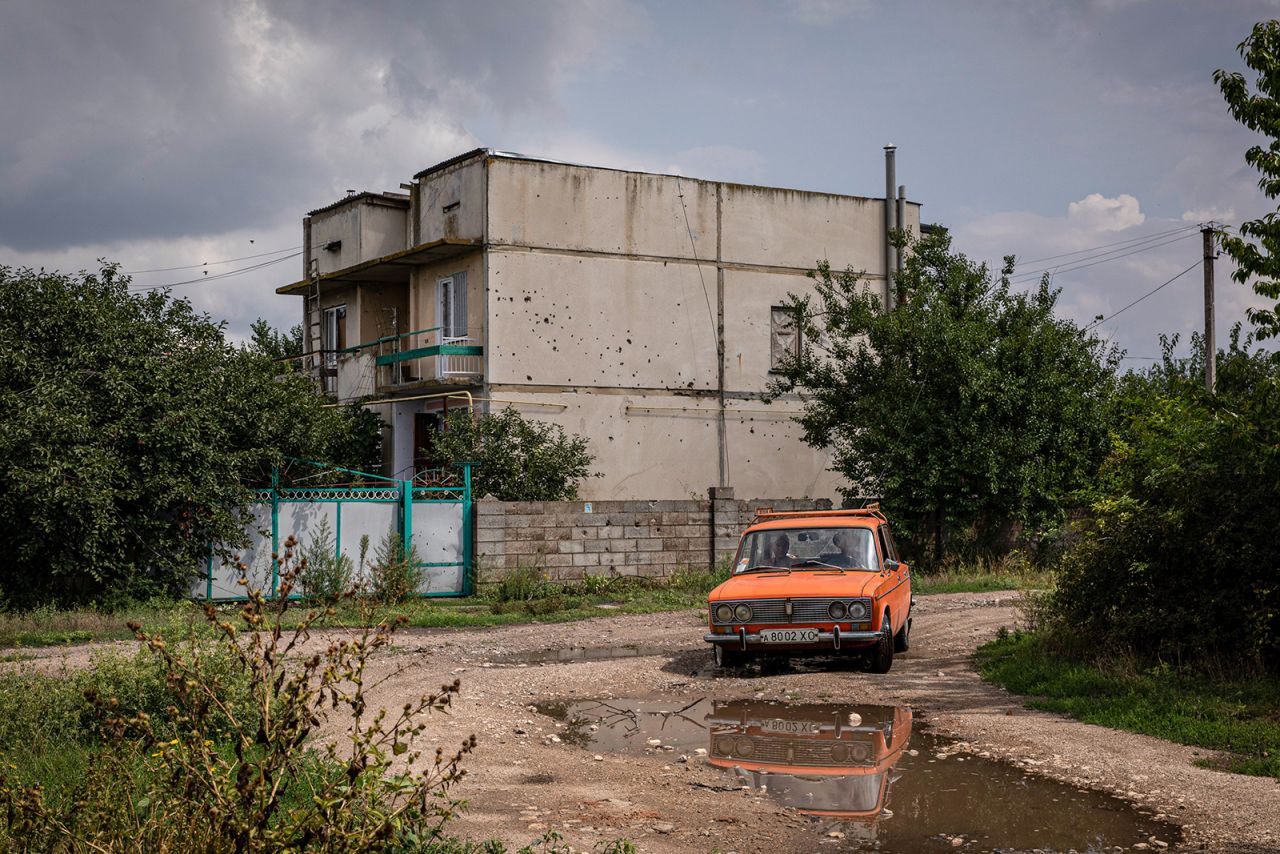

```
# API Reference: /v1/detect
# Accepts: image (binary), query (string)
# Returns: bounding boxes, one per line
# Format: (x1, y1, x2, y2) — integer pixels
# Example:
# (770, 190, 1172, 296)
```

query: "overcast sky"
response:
(2, 0, 1275, 362)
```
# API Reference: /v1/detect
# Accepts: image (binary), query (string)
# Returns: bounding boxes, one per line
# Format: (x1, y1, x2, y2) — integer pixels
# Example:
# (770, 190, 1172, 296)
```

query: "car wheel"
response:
(713, 644, 746, 670)
(893, 611, 911, 653)
(869, 614, 895, 674)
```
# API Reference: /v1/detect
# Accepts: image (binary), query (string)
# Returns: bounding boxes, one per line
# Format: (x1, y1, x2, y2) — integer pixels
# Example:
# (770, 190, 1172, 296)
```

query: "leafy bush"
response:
(0, 536, 474, 851)
(421, 408, 596, 501)
(0, 264, 382, 608)
(1047, 331, 1280, 669)
(370, 530, 423, 603)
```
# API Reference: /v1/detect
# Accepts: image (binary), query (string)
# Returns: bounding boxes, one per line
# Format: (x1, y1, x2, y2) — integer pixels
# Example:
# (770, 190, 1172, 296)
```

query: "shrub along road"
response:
(312, 592, 1277, 853)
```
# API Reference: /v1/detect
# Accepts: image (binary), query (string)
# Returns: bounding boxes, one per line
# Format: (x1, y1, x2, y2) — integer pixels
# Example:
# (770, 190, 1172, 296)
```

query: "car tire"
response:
(714, 644, 746, 670)
(893, 611, 911, 653)
(869, 614, 895, 674)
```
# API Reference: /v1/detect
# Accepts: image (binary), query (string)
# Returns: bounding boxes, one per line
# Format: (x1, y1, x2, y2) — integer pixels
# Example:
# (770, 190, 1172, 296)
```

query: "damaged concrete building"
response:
(278, 148, 920, 501)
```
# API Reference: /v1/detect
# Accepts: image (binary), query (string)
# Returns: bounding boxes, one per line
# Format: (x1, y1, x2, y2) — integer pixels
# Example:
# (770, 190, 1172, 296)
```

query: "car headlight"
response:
(848, 601, 868, 620)
(735, 737, 754, 757)
(715, 604, 734, 623)
(714, 736, 735, 755)
(734, 603, 752, 622)
(830, 742, 850, 762)
(828, 601, 847, 619)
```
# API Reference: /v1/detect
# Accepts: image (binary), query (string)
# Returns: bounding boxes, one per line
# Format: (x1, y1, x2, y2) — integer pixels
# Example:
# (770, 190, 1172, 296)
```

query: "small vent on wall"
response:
(322, 240, 342, 252)
(442, 201, 460, 213)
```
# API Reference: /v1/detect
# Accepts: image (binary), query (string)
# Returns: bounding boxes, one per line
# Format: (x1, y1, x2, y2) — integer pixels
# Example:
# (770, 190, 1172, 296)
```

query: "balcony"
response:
(344, 327, 483, 392)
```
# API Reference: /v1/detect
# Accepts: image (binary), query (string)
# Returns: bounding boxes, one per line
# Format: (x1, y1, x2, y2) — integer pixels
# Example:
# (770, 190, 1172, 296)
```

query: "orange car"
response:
(705, 508, 912, 671)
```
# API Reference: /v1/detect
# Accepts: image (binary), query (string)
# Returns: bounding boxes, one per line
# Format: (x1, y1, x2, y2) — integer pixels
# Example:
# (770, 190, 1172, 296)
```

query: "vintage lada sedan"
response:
(705, 508, 912, 672)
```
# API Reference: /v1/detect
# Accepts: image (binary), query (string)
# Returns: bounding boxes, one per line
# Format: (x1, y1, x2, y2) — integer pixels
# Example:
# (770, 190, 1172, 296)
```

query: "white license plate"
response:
(758, 628, 819, 644)
(760, 719, 821, 735)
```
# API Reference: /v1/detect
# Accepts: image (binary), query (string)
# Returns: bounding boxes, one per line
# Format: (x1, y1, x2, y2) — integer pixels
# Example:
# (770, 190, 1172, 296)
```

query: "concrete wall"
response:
(309, 197, 408, 275)
(487, 158, 717, 258)
(475, 389, 841, 501)
(417, 159, 485, 244)
(474, 490, 833, 581)
(408, 251, 486, 342)
(485, 249, 718, 390)
(478, 157, 911, 501)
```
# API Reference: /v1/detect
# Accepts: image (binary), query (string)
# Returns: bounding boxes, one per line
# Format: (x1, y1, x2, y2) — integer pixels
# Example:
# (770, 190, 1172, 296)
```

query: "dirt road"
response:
(331, 592, 1279, 853)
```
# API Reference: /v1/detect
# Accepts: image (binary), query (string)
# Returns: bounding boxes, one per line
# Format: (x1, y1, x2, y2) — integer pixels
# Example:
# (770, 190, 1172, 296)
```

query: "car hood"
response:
(709, 570, 885, 601)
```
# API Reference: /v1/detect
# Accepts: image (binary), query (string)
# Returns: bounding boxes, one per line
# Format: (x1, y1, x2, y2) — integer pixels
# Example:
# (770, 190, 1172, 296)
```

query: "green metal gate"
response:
(193, 462, 473, 601)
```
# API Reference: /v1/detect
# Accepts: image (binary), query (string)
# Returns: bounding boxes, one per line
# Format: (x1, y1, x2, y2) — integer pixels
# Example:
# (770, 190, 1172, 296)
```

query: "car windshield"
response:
(735, 527, 879, 573)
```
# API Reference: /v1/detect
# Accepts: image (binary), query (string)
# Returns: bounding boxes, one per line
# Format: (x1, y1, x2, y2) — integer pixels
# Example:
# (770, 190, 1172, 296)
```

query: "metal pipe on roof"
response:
(896, 184, 907, 277)
(884, 145, 897, 310)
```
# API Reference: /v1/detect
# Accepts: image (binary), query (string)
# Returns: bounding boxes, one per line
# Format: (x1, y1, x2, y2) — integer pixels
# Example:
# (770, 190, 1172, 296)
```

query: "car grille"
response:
(711, 734, 877, 767)
(710, 597, 870, 626)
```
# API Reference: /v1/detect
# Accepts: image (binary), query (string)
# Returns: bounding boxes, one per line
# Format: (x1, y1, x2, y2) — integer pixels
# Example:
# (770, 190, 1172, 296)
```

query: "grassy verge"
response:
(977, 630, 1280, 779)
(0, 560, 1046, 650)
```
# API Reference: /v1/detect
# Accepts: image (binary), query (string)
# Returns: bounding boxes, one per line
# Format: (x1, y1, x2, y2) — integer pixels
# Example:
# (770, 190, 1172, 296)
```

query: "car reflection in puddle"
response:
(534, 697, 1180, 852)
(707, 701, 908, 841)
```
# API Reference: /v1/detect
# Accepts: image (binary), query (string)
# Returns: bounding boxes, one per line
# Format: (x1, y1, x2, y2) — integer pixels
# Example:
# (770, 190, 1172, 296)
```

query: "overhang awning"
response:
(276, 237, 481, 295)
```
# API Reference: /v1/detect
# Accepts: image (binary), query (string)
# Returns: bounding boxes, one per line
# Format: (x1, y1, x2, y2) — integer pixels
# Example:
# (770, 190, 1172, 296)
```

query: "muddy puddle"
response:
(533, 697, 1180, 853)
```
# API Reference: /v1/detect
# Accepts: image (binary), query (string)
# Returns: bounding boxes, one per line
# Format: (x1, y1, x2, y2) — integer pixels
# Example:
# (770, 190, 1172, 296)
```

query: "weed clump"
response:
(0, 535, 474, 851)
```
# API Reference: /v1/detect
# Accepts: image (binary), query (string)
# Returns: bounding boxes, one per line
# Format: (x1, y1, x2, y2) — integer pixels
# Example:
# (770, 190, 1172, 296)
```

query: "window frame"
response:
(438, 271, 468, 339)
(769, 304, 802, 374)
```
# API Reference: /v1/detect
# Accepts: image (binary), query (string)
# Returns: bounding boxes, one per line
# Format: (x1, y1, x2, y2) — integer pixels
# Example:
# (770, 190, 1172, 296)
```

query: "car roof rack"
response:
(752, 505, 887, 523)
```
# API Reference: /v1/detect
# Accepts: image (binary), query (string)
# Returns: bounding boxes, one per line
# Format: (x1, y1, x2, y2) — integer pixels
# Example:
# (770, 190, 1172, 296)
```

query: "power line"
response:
(1018, 224, 1200, 266)
(128, 252, 301, 292)
(1011, 230, 1200, 284)
(1083, 260, 1201, 333)
(123, 245, 302, 275)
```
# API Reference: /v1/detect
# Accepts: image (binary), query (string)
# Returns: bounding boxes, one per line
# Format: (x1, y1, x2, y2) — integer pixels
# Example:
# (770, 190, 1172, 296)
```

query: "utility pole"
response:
(1202, 225, 1216, 394)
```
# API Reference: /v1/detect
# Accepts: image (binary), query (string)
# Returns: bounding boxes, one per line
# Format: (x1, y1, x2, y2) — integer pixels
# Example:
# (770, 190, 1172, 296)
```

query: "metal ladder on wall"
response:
(305, 264, 323, 386)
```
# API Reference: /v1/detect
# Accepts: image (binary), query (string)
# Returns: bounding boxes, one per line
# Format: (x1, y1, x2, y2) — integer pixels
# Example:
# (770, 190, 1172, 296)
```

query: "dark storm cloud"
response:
(0, 0, 640, 251)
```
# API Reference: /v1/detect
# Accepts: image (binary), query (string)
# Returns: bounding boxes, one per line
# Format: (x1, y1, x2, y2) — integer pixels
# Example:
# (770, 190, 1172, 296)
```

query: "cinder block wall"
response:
(474, 488, 833, 583)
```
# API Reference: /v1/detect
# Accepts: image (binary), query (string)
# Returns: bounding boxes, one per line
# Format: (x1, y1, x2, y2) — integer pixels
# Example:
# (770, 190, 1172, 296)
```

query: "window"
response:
(770, 305, 801, 372)
(439, 272, 468, 339)
(734, 527, 878, 573)
(321, 304, 347, 393)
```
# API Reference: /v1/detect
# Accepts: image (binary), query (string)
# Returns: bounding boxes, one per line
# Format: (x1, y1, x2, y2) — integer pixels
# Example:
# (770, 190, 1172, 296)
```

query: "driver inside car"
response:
(766, 533, 791, 568)
(819, 531, 859, 568)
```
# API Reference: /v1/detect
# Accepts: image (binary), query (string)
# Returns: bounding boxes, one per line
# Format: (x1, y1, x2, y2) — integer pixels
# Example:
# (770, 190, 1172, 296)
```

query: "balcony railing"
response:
(339, 327, 482, 391)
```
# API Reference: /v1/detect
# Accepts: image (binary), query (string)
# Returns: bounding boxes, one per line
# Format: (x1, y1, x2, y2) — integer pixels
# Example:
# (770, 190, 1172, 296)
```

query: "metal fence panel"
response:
(411, 501, 465, 594)
(198, 504, 274, 599)
(338, 501, 398, 585)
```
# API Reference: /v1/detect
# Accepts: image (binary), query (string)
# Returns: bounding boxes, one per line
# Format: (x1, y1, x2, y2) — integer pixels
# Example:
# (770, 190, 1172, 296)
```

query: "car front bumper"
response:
(703, 627, 882, 651)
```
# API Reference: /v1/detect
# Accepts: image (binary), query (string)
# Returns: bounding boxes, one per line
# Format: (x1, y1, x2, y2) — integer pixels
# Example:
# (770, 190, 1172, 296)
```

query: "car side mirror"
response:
(883, 558, 900, 571)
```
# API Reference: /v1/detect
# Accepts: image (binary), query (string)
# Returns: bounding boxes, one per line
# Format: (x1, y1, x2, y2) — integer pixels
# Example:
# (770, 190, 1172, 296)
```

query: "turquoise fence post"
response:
(461, 461, 474, 596)
(271, 466, 280, 599)
(401, 478, 414, 593)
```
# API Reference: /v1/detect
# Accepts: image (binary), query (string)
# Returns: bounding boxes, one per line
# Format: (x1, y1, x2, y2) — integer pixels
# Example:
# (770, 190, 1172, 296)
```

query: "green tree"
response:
(768, 230, 1118, 564)
(1050, 328, 1280, 668)
(422, 407, 596, 501)
(1216, 20, 1280, 339)
(247, 317, 304, 369)
(0, 263, 382, 607)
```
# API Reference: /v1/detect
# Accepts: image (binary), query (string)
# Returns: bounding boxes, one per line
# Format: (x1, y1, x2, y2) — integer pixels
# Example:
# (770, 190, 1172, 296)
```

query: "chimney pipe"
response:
(897, 184, 907, 276)
(884, 145, 897, 310)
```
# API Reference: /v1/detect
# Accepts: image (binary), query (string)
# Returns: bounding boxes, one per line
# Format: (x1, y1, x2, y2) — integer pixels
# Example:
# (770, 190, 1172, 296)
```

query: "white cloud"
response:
(1181, 205, 1236, 223)
(1067, 193, 1145, 232)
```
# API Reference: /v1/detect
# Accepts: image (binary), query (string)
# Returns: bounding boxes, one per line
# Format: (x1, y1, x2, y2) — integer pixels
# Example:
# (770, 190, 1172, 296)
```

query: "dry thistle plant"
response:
(0, 535, 475, 852)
